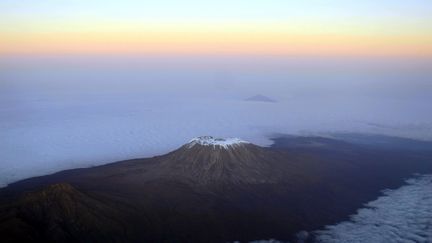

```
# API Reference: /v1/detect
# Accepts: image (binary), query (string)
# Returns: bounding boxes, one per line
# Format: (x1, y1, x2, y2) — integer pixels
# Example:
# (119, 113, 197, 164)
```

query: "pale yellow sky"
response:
(1, 1, 431, 56)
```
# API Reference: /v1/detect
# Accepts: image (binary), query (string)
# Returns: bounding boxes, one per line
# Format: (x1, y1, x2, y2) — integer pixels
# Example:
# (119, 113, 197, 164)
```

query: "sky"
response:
(1, 0, 432, 56)
(1, 1, 432, 186)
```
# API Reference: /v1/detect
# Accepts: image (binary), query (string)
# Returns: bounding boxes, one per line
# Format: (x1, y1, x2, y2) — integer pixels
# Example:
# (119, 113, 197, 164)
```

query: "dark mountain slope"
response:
(0, 183, 132, 243)
(1, 135, 431, 242)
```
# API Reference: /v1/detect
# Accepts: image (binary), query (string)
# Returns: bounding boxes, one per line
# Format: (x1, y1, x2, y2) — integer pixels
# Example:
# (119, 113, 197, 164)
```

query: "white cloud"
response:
(249, 175, 432, 243)
(1, 56, 432, 187)
(313, 174, 432, 243)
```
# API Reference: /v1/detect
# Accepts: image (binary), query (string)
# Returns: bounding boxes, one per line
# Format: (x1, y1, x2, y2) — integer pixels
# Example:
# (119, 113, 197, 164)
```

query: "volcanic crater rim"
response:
(187, 136, 250, 149)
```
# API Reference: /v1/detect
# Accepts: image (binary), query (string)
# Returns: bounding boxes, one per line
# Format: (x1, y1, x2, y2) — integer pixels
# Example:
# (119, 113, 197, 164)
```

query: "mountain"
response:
(1, 135, 431, 242)
(157, 136, 291, 184)
(0, 183, 128, 243)
(245, 94, 277, 103)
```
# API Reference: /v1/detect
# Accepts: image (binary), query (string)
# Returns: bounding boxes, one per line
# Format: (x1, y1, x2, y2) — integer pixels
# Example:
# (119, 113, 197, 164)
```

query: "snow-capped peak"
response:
(187, 136, 249, 149)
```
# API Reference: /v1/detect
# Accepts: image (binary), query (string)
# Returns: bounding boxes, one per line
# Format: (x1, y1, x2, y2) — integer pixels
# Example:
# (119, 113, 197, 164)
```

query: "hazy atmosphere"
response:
(2, 55, 431, 186)
(1, 1, 431, 242)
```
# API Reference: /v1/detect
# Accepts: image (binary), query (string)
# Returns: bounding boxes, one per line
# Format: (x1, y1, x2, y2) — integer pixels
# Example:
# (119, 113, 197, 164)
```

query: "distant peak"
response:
(245, 94, 276, 103)
(187, 136, 249, 149)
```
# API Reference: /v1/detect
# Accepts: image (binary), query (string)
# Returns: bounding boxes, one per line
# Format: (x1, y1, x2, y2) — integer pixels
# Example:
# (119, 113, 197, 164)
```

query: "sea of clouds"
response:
(1, 55, 432, 186)
(313, 174, 432, 243)
(249, 174, 432, 243)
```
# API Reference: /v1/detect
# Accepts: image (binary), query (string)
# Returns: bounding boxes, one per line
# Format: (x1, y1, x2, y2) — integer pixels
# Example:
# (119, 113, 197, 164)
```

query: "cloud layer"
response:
(313, 174, 432, 243)
(1, 56, 432, 187)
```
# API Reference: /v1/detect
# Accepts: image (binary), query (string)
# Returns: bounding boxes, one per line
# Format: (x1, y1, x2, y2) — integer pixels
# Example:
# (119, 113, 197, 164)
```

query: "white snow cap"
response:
(187, 136, 249, 149)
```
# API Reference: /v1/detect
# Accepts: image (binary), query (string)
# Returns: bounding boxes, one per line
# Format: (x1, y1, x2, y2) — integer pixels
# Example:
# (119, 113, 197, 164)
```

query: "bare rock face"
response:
(156, 136, 287, 185)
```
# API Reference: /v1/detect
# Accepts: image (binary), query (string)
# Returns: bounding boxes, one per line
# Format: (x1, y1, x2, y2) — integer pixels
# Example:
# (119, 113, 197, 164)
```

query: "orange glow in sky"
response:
(1, 1, 431, 57)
